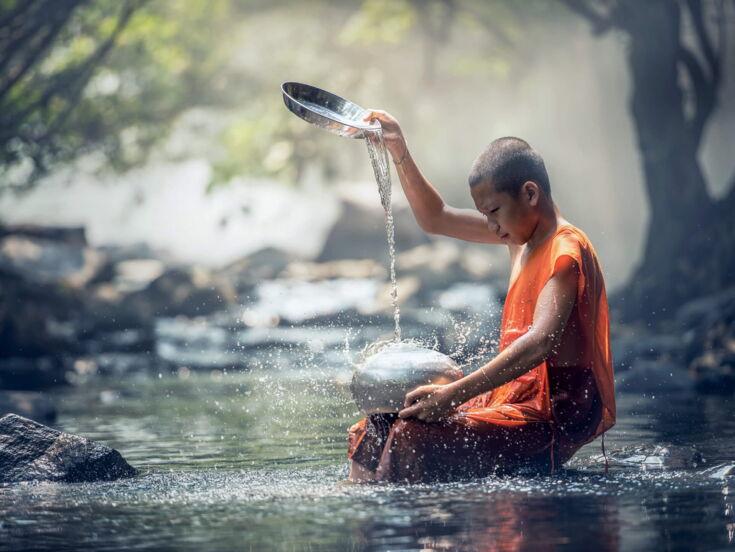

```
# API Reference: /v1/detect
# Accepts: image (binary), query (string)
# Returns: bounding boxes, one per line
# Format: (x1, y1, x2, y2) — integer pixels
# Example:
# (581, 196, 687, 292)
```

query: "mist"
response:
(1, 3, 733, 292)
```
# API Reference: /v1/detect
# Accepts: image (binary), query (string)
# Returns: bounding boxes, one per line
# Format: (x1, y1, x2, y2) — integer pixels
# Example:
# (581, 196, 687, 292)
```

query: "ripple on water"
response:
(1, 462, 728, 508)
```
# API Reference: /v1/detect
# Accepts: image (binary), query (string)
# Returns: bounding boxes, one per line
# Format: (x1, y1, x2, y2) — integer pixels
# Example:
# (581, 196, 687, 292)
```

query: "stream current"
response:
(1, 329, 734, 551)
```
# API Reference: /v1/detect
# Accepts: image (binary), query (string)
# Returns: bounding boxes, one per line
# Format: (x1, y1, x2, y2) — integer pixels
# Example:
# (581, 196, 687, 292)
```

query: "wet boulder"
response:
(317, 199, 429, 263)
(396, 240, 507, 301)
(126, 266, 238, 318)
(0, 413, 136, 483)
(0, 234, 105, 289)
(606, 444, 704, 469)
(219, 247, 295, 295)
(689, 350, 735, 394)
(0, 272, 84, 357)
(677, 287, 735, 394)
(0, 224, 87, 246)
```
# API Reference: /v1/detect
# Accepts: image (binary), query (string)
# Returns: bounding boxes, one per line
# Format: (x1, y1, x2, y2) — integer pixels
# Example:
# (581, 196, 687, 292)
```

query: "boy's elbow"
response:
(417, 208, 447, 235)
(418, 218, 440, 235)
(529, 330, 557, 362)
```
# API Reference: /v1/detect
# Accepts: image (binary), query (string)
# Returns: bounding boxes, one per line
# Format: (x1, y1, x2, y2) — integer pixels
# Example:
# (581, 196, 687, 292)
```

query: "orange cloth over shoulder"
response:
(460, 223, 616, 441)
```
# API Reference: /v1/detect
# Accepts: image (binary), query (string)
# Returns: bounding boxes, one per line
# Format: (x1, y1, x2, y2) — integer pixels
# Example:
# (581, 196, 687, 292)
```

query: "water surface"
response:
(2, 354, 734, 551)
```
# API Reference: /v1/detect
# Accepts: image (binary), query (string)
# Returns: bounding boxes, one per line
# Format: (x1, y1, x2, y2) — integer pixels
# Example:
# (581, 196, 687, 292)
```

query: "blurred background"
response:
(1, 0, 734, 403)
(2, 2, 735, 550)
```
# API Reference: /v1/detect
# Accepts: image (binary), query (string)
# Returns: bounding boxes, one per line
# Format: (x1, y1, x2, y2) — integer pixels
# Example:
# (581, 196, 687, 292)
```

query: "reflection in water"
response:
(351, 492, 621, 551)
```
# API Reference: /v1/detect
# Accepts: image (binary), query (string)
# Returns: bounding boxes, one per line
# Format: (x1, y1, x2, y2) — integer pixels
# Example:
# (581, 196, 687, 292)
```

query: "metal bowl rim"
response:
(281, 81, 381, 132)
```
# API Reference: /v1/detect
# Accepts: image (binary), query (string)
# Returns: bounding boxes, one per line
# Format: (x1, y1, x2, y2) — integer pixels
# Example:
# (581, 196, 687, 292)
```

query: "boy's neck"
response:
(525, 200, 562, 252)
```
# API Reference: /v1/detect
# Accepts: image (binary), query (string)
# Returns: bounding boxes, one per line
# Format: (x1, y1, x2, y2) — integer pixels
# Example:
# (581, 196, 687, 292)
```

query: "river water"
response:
(1, 319, 734, 551)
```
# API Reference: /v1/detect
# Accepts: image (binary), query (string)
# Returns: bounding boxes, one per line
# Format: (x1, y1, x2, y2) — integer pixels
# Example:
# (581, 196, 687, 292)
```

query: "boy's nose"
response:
(487, 220, 500, 233)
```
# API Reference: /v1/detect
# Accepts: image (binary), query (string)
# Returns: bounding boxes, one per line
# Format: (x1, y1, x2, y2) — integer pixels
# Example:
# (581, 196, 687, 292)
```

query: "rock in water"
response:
(0, 414, 136, 483)
(351, 342, 463, 414)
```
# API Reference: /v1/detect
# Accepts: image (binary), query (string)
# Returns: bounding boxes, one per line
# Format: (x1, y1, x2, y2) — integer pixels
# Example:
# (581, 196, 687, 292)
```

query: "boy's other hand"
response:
(399, 383, 457, 423)
(362, 109, 407, 163)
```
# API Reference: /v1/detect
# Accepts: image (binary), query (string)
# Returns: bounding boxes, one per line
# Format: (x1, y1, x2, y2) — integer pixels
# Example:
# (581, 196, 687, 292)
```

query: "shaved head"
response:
(468, 137, 551, 197)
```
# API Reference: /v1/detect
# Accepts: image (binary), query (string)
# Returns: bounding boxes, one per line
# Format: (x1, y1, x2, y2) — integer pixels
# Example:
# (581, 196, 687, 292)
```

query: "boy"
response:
(347, 110, 616, 483)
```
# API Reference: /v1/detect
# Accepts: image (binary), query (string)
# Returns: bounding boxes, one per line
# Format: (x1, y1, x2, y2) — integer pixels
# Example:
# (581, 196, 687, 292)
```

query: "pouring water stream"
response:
(365, 128, 401, 342)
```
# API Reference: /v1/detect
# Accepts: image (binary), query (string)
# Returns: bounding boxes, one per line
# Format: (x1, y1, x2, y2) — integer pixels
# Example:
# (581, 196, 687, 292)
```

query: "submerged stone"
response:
(0, 414, 136, 483)
(606, 444, 704, 469)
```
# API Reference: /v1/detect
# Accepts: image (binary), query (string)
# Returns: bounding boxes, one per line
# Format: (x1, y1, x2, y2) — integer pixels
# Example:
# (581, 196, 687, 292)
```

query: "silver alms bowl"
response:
(351, 342, 463, 415)
(281, 82, 381, 139)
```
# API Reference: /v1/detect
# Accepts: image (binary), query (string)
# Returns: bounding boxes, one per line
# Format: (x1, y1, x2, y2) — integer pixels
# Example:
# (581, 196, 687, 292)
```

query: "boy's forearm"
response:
(447, 330, 552, 405)
(392, 140, 446, 233)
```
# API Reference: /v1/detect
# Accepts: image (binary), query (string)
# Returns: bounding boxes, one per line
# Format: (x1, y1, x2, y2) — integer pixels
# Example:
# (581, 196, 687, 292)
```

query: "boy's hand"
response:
(398, 383, 458, 423)
(362, 109, 408, 163)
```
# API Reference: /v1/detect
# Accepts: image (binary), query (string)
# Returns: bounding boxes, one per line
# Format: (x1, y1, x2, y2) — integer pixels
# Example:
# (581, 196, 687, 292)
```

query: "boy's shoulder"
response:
(555, 223, 595, 252)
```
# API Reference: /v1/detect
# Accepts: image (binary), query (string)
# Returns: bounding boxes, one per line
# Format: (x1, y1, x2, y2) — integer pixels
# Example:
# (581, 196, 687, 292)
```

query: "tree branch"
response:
(678, 45, 716, 146)
(38, 0, 144, 143)
(685, 0, 720, 83)
(0, 5, 79, 104)
(0, 0, 38, 38)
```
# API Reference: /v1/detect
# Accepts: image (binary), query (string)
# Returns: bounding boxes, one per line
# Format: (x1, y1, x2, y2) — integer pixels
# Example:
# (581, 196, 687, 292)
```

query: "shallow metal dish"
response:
(351, 342, 463, 415)
(281, 82, 380, 139)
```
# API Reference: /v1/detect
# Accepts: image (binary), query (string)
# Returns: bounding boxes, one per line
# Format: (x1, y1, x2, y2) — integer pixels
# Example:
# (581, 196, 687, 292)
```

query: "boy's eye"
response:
(490, 207, 499, 213)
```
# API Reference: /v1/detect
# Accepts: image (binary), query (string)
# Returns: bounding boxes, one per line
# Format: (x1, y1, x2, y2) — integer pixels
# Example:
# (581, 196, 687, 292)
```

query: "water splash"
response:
(365, 129, 401, 342)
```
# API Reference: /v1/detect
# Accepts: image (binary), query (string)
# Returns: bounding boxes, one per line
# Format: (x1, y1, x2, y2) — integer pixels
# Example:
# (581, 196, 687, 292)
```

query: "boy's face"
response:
(470, 179, 540, 245)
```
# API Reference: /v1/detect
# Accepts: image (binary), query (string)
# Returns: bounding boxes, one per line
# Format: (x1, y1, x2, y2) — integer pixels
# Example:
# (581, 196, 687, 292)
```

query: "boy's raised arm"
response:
(398, 261, 580, 422)
(363, 110, 506, 245)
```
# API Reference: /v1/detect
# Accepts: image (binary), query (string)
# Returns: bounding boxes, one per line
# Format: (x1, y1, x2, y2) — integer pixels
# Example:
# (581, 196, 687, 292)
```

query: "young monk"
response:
(347, 110, 616, 483)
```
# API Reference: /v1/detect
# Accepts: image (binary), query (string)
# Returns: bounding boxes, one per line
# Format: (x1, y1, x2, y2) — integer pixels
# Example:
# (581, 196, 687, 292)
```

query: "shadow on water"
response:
(1, 334, 734, 550)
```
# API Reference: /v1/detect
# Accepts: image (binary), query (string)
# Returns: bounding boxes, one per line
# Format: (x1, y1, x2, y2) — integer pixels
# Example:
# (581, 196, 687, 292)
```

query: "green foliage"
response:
(0, 0, 246, 189)
(338, 0, 415, 45)
(0, 0, 565, 191)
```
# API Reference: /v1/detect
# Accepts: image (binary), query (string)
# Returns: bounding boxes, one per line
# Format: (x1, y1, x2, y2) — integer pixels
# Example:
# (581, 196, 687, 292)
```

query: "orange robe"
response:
(348, 223, 616, 482)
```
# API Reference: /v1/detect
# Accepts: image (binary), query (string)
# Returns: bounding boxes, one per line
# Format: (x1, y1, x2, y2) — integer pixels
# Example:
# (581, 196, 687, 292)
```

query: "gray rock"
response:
(398, 241, 505, 298)
(0, 272, 84, 357)
(220, 247, 295, 295)
(0, 414, 136, 483)
(0, 224, 87, 246)
(0, 391, 56, 423)
(125, 266, 238, 319)
(675, 287, 735, 393)
(606, 444, 704, 469)
(0, 235, 105, 289)
(676, 286, 735, 331)
(317, 200, 429, 262)
(689, 350, 735, 394)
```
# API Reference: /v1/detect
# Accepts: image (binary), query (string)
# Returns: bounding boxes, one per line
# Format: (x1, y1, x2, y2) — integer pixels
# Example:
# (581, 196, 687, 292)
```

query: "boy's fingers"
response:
(362, 109, 388, 123)
(398, 403, 421, 419)
(404, 386, 430, 407)
(403, 389, 420, 407)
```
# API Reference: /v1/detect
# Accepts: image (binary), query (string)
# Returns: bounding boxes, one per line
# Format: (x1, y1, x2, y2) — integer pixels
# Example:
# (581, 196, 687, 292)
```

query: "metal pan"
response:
(281, 82, 380, 139)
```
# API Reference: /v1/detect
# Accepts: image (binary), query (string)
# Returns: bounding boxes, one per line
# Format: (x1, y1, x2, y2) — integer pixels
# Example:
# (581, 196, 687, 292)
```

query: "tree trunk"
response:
(613, 1, 733, 321)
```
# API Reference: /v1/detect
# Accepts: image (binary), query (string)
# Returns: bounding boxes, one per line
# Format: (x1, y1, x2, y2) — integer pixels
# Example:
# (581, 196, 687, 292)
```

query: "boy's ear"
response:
(523, 181, 539, 207)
